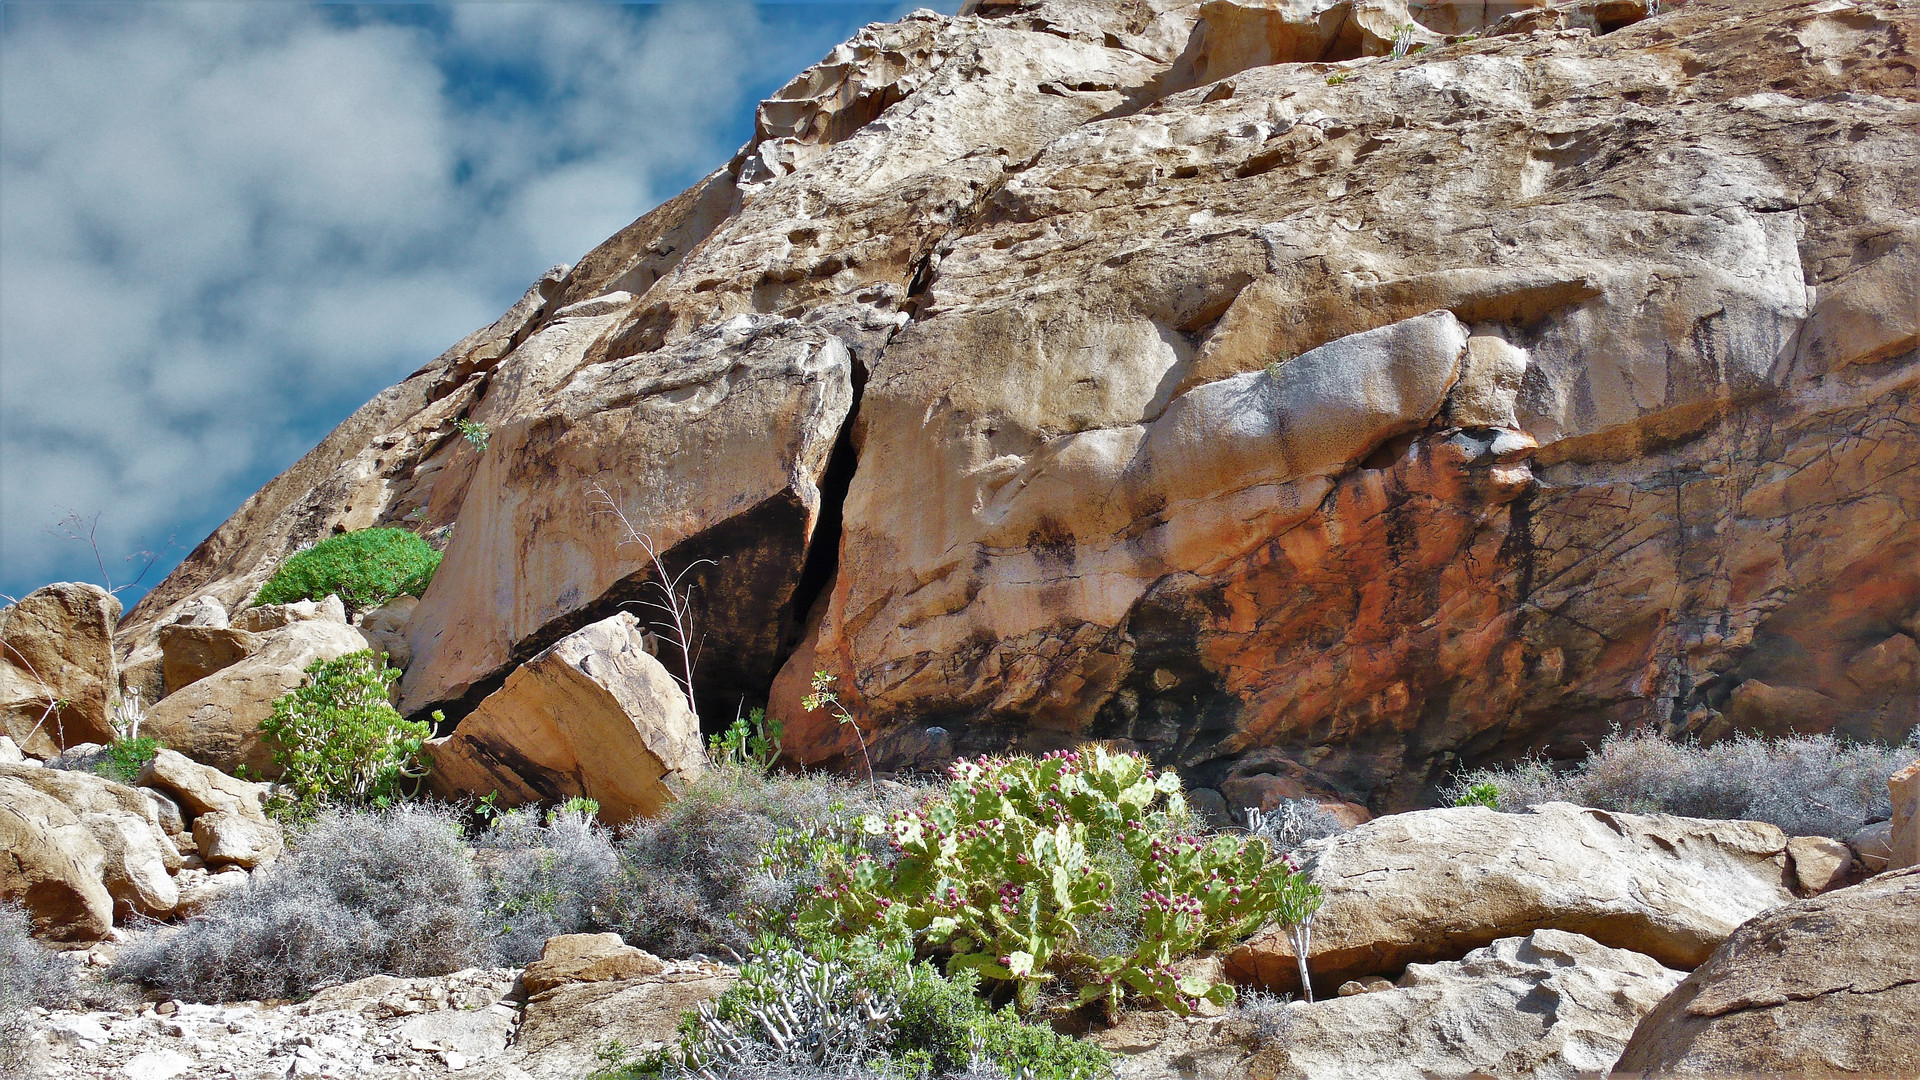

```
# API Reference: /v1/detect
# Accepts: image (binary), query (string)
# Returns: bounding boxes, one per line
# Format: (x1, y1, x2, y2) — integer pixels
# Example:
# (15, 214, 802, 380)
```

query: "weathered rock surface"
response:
(159, 624, 262, 697)
(0, 770, 115, 939)
(1258, 930, 1684, 1080)
(118, 0, 1918, 799)
(2, 765, 184, 921)
(1612, 866, 1920, 1079)
(1227, 803, 1795, 994)
(136, 747, 273, 821)
(2, 583, 121, 755)
(356, 596, 417, 671)
(1891, 758, 1919, 871)
(519, 932, 665, 996)
(425, 613, 705, 824)
(492, 964, 733, 1080)
(1785, 834, 1851, 894)
(143, 616, 370, 776)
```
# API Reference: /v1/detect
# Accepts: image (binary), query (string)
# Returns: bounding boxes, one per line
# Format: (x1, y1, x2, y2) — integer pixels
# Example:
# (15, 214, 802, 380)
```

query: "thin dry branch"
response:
(587, 483, 716, 727)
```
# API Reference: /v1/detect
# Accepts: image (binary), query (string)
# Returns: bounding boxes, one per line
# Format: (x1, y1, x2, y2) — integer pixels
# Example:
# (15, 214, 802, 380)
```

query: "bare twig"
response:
(47, 507, 167, 596)
(587, 483, 714, 727)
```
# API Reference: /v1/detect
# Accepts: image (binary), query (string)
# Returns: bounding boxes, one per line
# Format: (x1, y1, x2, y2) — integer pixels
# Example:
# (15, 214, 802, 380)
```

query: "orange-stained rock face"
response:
(123, 0, 1918, 806)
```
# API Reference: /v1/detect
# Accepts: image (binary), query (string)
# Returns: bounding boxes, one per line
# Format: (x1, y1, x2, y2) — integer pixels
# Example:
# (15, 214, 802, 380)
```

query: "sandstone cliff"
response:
(121, 0, 1919, 809)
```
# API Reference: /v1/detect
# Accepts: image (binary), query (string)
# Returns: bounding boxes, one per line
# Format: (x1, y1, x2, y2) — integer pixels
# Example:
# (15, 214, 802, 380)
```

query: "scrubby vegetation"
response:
(1444, 726, 1920, 838)
(2, 903, 75, 1077)
(799, 748, 1321, 1014)
(91, 734, 163, 784)
(251, 527, 441, 613)
(258, 651, 431, 820)
(1245, 800, 1350, 852)
(112, 805, 483, 1002)
(612, 936, 1110, 1080)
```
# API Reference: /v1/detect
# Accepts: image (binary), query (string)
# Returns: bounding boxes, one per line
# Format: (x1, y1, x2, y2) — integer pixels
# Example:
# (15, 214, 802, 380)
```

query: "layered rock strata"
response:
(119, 0, 1920, 803)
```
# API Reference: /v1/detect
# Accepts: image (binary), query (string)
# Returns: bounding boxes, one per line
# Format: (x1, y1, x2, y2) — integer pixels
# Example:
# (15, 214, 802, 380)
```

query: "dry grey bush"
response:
(2, 902, 76, 1078)
(113, 804, 484, 1002)
(473, 803, 623, 965)
(1245, 800, 1350, 852)
(1444, 727, 1920, 838)
(1229, 987, 1295, 1051)
(609, 765, 925, 959)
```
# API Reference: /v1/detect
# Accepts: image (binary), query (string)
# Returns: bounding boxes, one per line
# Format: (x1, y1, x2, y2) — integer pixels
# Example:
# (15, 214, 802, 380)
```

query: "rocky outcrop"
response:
(0, 751, 277, 939)
(1612, 866, 1920, 1079)
(4, 766, 184, 923)
(118, 0, 1918, 800)
(2, 583, 121, 756)
(424, 614, 705, 824)
(1226, 803, 1795, 994)
(142, 614, 369, 777)
(1252, 930, 1684, 1080)
(0, 770, 116, 939)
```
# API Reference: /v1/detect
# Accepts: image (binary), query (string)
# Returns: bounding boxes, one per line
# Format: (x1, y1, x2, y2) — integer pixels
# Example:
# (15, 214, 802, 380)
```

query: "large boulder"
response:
(117, 0, 1917, 799)
(1612, 866, 1920, 1079)
(142, 615, 370, 776)
(2, 765, 182, 920)
(158, 624, 263, 696)
(1226, 803, 1796, 994)
(519, 933, 665, 996)
(1, 583, 121, 755)
(0, 771, 115, 939)
(1248, 930, 1684, 1080)
(424, 613, 705, 825)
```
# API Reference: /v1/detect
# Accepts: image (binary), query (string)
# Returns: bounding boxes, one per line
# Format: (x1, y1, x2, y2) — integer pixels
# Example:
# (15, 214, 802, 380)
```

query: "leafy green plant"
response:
(1453, 781, 1500, 809)
(94, 735, 163, 785)
(1326, 73, 1350, 86)
(252, 528, 441, 614)
(259, 650, 432, 820)
(799, 747, 1320, 1015)
(803, 671, 876, 796)
(454, 418, 490, 451)
(553, 796, 601, 822)
(1390, 22, 1418, 59)
(709, 708, 783, 773)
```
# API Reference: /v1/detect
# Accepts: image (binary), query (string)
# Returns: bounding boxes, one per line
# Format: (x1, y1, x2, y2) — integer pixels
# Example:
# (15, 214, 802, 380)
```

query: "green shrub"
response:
(259, 651, 431, 820)
(1452, 781, 1499, 809)
(252, 527, 441, 614)
(620, 936, 1109, 1080)
(93, 735, 163, 785)
(709, 708, 783, 773)
(798, 747, 1320, 1015)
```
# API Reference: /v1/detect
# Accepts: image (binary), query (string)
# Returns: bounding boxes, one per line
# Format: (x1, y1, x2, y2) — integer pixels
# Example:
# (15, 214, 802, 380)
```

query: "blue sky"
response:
(0, 1, 956, 605)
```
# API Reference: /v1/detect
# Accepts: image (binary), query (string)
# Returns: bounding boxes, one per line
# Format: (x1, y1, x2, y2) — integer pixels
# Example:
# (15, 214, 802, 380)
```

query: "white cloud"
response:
(1, 2, 951, 600)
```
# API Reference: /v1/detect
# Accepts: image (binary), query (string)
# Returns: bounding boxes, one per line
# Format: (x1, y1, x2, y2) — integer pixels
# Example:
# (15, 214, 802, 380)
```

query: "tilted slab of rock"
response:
(397, 314, 855, 721)
(425, 614, 705, 825)
(1612, 865, 1920, 1079)
(2, 583, 121, 756)
(143, 615, 370, 777)
(1225, 803, 1795, 994)
(118, 0, 1917, 800)
(1250, 930, 1686, 1080)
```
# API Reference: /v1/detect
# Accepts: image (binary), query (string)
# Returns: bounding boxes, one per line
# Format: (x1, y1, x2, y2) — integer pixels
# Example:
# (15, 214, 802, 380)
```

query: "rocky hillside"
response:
(120, 0, 1918, 809)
